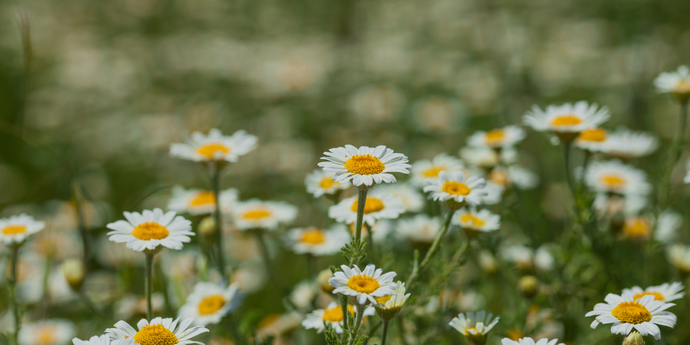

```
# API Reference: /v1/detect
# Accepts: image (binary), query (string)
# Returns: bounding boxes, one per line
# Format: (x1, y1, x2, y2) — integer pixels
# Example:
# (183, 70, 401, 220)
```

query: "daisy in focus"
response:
(318, 145, 411, 187)
(467, 125, 526, 149)
(585, 293, 677, 339)
(231, 199, 298, 231)
(304, 169, 350, 198)
(18, 319, 75, 345)
(374, 281, 410, 320)
(601, 129, 659, 159)
(170, 128, 258, 163)
(72, 335, 110, 345)
(584, 160, 651, 196)
(410, 153, 465, 187)
(397, 214, 441, 244)
(106, 209, 194, 252)
(0, 214, 45, 245)
(179, 282, 243, 326)
(622, 282, 685, 303)
(284, 226, 350, 256)
(329, 264, 397, 305)
(453, 208, 500, 238)
(423, 170, 488, 207)
(106, 317, 209, 345)
(654, 65, 690, 102)
(523, 101, 610, 141)
(449, 311, 500, 345)
(167, 185, 239, 215)
(302, 302, 374, 333)
(500, 338, 565, 345)
(329, 192, 405, 226)
(574, 127, 608, 152)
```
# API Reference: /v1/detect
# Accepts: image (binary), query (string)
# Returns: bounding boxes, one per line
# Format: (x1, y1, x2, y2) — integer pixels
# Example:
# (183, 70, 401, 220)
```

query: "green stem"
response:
(380, 320, 390, 345)
(350, 188, 369, 266)
(9, 246, 20, 345)
(254, 231, 288, 294)
(226, 313, 244, 345)
(72, 183, 90, 272)
(562, 141, 576, 200)
(347, 305, 366, 345)
(340, 295, 349, 342)
(579, 150, 591, 188)
(211, 162, 227, 279)
(145, 252, 155, 320)
(366, 223, 376, 262)
(406, 207, 456, 287)
(661, 102, 689, 208)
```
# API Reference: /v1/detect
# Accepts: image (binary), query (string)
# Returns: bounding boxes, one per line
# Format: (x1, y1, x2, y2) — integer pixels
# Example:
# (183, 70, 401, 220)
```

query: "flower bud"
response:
(623, 331, 645, 345)
(198, 216, 216, 237)
(61, 258, 85, 291)
(316, 269, 335, 293)
(518, 275, 539, 298)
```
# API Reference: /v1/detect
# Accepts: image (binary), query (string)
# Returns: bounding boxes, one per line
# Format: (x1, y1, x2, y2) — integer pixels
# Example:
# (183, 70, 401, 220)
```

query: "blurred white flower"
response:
(18, 319, 75, 345)
(397, 214, 441, 244)
(284, 226, 350, 256)
(0, 214, 45, 245)
(424, 171, 488, 207)
(289, 281, 317, 312)
(654, 65, 690, 101)
(584, 160, 651, 196)
(601, 128, 659, 159)
(410, 153, 465, 187)
(467, 125, 526, 149)
(179, 282, 242, 326)
(622, 282, 685, 303)
(170, 128, 258, 163)
(231, 199, 298, 231)
(376, 183, 425, 212)
(575, 128, 608, 152)
(304, 169, 350, 198)
(329, 192, 405, 226)
(523, 101, 610, 141)
(167, 186, 238, 216)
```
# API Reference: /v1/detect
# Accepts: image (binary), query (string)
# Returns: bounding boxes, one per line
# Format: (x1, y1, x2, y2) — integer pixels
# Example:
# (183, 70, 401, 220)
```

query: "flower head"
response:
(584, 160, 650, 196)
(410, 153, 465, 187)
(374, 281, 410, 320)
(106, 209, 193, 252)
(302, 302, 374, 333)
(329, 192, 405, 226)
(575, 127, 608, 152)
(305, 169, 350, 198)
(376, 184, 425, 212)
(329, 264, 397, 305)
(453, 208, 500, 238)
(284, 226, 350, 256)
(0, 214, 45, 245)
(423, 170, 487, 207)
(585, 293, 677, 339)
(668, 244, 690, 273)
(500, 338, 565, 345)
(318, 145, 410, 187)
(179, 282, 243, 326)
(622, 282, 685, 303)
(397, 214, 441, 244)
(601, 129, 659, 159)
(170, 128, 258, 163)
(450, 311, 500, 345)
(106, 317, 209, 345)
(167, 185, 239, 216)
(19, 319, 75, 345)
(654, 66, 690, 102)
(72, 335, 110, 345)
(231, 199, 298, 231)
(467, 125, 526, 149)
(523, 101, 610, 141)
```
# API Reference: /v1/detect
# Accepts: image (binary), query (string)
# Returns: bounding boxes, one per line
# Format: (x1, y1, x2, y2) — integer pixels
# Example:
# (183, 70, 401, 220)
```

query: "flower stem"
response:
(347, 304, 366, 345)
(661, 102, 689, 208)
(562, 141, 576, 199)
(9, 245, 20, 345)
(366, 223, 376, 261)
(211, 162, 227, 279)
(380, 320, 390, 345)
(406, 207, 456, 287)
(254, 231, 288, 294)
(350, 187, 369, 266)
(145, 252, 155, 320)
(72, 182, 90, 273)
(578, 150, 591, 188)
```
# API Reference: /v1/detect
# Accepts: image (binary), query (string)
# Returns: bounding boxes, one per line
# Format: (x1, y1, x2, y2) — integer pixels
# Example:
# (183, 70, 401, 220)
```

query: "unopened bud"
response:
(317, 269, 334, 293)
(517, 275, 539, 298)
(61, 259, 85, 291)
(198, 216, 216, 237)
(623, 331, 644, 345)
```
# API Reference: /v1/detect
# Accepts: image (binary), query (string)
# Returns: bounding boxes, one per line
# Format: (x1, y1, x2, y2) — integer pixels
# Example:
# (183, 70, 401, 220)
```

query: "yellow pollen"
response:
(242, 209, 271, 220)
(190, 191, 216, 206)
(320, 178, 338, 189)
(601, 175, 626, 187)
(351, 197, 385, 214)
(485, 129, 505, 144)
(460, 214, 485, 227)
(133, 324, 179, 345)
(376, 295, 392, 304)
(1, 225, 27, 235)
(551, 115, 582, 126)
(344, 155, 385, 175)
(611, 302, 652, 324)
(300, 229, 326, 245)
(197, 295, 226, 315)
(423, 167, 444, 178)
(623, 217, 652, 239)
(132, 222, 170, 241)
(196, 143, 230, 159)
(322, 306, 345, 322)
(578, 128, 607, 142)
(36, 328, 56, 345)
(442, 181, 471, 196)
(347, 275, 380, 294)
(633, 292, 665, 301)
(489, 169, 509, 186)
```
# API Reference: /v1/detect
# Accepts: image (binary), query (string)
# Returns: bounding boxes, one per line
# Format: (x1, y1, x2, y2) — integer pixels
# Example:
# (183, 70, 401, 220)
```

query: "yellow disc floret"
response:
(190, 192, 216, 206)
(611, 302, 652, 324)
(485, 129, 505, 145)
(351, 197, 385, 214)
(1, 225, 27, 235)
(344, 155, 385, 175)
(132, 222, 170, 240)
(197, 295, 226, 315)
(242, 210, 271, 220)
(633, 292, 665, 301)
(197, 143, 230, 159)
(320, 178, 337, 189)
(578, 128, 607, 142)
(347, 275, 380, 294)
(442, 181, 471, 196)
(300, 229, 326, 245)
(460, 214, 485, 227)
(601, 175, 626, 188)
(423, 167, 444, 178)
(551, 115, 582, 126)
(133, 324, 179, 345)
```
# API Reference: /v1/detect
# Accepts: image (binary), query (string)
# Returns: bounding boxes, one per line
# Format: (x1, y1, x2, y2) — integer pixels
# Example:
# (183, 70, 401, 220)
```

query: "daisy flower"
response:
(167, 185, 239, 216)
(289, 281, 317, 312)
(667, 245, 690, 274)
(480, 182, 505, 205)
(179, 282, 243, 326)
(487, 167, 539, 190)
(593, 193, 647, 217)
(106, 317, 209, 345)
(284, 226, 350, 256)
(397, 215, 441, 244)
(231, 199, 298, 231)
(584, 160, 650, 196)
(654, 65, 690, 102)
(318, 145, 411, 187)
(18, 319, 75, 345)
(656, 210, 683, 244)
(449, 311, 500, 345)
(523, 101, 610, 141)
(0, 214, 45, 245)
(467, 125, 526, 149)
(304, 169, 350, 198)
(410, 153, 465, 187)
(622, 282, 685, 303)
(453, 208, 500, 238)
(376, 183, 425, 212)
(374, 281, 410, 320)
(106, 209, 193, 252)
(621, 211, 682, 242)
(423, 170, 488, 207)
(170, 128, 258, 163)
(328, 192, 405, 226)
(601, 129, 659, 159)
(72, 335, 110, 345)
(460, 146, 500, 169)
(574, 127, 608, 152)
(620, 216, 653, 240)
(302, 302, 375, 334)
(585, 293, 677, 339)
(329, 264, 397, 305)
(500, 338, 564, 345)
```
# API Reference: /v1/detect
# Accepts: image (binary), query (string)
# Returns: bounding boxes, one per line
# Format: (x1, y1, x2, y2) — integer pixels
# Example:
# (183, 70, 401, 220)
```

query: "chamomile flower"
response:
(584, 160, 650, 196)
(655, 210, 683, 244)
(170, 128, 258, 163)
(374, 281, 410, 320)
(467, 125, 526, 149)
(523, 101, 610, 141)
(585, 293, 677, 339)
(449, 311, 500, 345)
(328, 192, 405, 226)
(106, 317, 209, 345)
(179, 282, 243, 326)
(500, 337, 564, 345)
(18, 319, 75, 345)
(667, 245, 690, 274)
(376, 183, 425, 212)
(284, 226, 350, 256)
(397, 215, 441, 244)
(167, 185, 239, 216)
(622, 282, 685, 303)
(423, 170, 488, 207)
(593, 194, 648, 217)
(574, 128, 608, 152)
(460, 147, 500, 169)
(620, 211, 681, 243)
(302, 302, 374, 333)
(106, 209, 193, 252)
(72, 335, 110, 345)
(453, 208, 500, 238)
(480, 182, 505, 205)
(410, 153, 465, 187)
(305, 169, 350, 198)
(329, 264, 397, 305)
(487, 167, 539, 190)
(654, 66, 690, 102)
(601, 129, 659, 159)
(0, 214, 45, 245)
(318, 145, 411, 187)
(231, 199, 298, 231)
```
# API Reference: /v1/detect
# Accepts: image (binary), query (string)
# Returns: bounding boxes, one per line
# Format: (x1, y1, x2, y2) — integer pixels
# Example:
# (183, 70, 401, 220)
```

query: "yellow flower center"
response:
(485, 129, 505, 144)
(322, 305, 356, 322)
(551, 115, 582, 126)
(442, 181, 471, 195)
(376, 295, 392, 304)
(623, 217, 651, 239)
(675, 80, 690, 94)
(578, 128, 607, 142)
(351, 197, 385, 214)
(35, 328, 56, 345)
(460, 214, 485, 227)
(133, 324, 179, 345)
(344, 155, 386, 175)
(300, 229, 326, 245)
(506, 329, 524, 341)
(196, 143, 231, 159)
(197, 295, 226, 315)
(633, 291, 665, 301)
(464, 327, 478, 336)
(601, 175, 626, 188)
(132, 222, 170, 240)
(489, 169, 509, 186)
(611, 301, 652, 324)
(1, 225, 27, 235)
(258, 314, 280, 328)
(190, 191, 216, 206)
(242, 209, 271, 220)
(423, 167, 444, 178)
(347, 275, 380, 294)
(320, 178, 337, 189)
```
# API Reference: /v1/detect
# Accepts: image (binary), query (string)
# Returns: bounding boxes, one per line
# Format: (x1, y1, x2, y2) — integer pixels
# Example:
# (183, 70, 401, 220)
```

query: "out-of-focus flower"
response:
(667, 245, 690, 274)
(376, 184, 425, 212)
(61, 258, 85, 291)
(477, 250, 498, 273)
(72, 335, 110, 345)
(623, 331, 645, 345)
(523, 101, 610, 142)
(397, 215, 441, 244)
(316, 269, 334, 293)
(329, 264, 397, 305)
(350, 85, 404, 122)
(289, 281, 317, 312)
(106, 209, 193, 252)
(318, 145, 411, 188)
(284, 226, 350, 256)
(449, 311, 500, 345)
(575, 128, 608, 152)
(302, 302, 374, 333)
(518, 276, 539, 298)
(375, 281, 410, 320)
(467, 125, 526, 149)
(480, 182, 505, 205)
(601, 129, 659, 159)
(584, 160, 650, 196)
(18, 319, 75, 345)
(410, 154, 465, 187)
(487, 167, 539, 190)
(329, 192, 405, 226)
(502, 244, 534, 271)
(411, 96, 464, 133)
(167, 186, 238, 216)
(460, 147, 499, 169)
(586, 293, 676, 339)
(655, 210, 683, 244)
(179, 282, 242, 326)
(622, 282, 685, 303)
(457, 290, 486, 312)
(654, 66, 690, 102)
(230, 263, 267, 293)
(114, 293, 166, 320)
(304, 169, 350, 198)
(534, 246, 556, 271)
(593, 194, 647, 217)
(256, 312, 303, 340)
(231, 199, 297, 231)
(106, 317, 209, 344)
(500, 337, 564, 345)
(618, 212, 681, 242)
(424, 171, 488, 208)
(170, 128, 258, 163)
(0, 214, 45, 245)
(453, 208, 500, 238)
